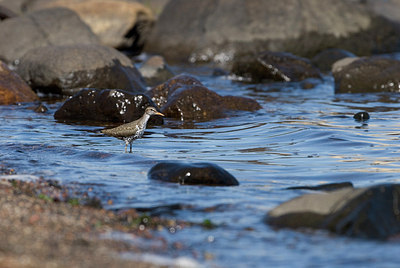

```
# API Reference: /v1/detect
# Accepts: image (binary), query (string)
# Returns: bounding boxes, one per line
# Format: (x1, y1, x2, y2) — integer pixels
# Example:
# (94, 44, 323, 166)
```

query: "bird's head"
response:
(145, 106, 164, 117)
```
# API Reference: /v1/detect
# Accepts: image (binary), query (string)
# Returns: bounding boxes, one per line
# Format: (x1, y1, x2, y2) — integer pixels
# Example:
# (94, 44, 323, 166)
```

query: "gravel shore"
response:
(0, 170, 186, 268)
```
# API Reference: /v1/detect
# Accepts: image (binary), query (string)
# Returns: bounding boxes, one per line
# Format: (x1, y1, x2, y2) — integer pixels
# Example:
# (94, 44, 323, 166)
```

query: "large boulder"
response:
(27, 0, 155, 51)
(16, 44, 146, 96)
(231, 51, 322, 82)
(0, 7, 100, 64)
(267, 184, 400, 240)
(333, 56, 400, 93)
(138, 55, 175, 87)
(147, 74, 262, 121)
(54, 88, 161, 124)
(145, 0, 400, 64)
(0, 61, 38, 104)
(148, 162, 239, 186)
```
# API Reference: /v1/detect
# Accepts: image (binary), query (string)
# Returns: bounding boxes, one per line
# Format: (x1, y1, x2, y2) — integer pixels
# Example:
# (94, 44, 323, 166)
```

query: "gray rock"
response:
(138, 55, 175, 87)
(333, 56, 400, 93)
(144, 0, 400, 64)
(0, 7, 100, 64)
(148, 162, 239, 186)
(16, 44, 146, 95)
(267, 184, 400, 239)
(54, 88, 161, 124)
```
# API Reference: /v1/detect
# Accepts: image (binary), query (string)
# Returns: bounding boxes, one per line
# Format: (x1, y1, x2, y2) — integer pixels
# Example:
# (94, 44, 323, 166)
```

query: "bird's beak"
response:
(155, 111, 164, 116)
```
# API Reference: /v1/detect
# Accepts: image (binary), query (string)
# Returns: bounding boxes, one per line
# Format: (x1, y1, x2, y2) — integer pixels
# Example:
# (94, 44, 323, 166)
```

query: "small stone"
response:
(353, 111, 370, 122)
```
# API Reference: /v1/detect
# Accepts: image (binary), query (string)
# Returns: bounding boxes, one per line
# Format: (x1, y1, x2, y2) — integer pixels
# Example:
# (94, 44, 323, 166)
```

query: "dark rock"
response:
(286, 182, 353, 192)
(148, 162, 239, 186)
(147, 74, 203, 108)
(333, 56, 400, 93)
(0, 61, 38, 105)
(138, 55, 175, 87)
(353, 111, 370, 122)
(267, 184, 400, 240)
(147, 74, 262, 121)
(0, 7, 100, 64)
(27, 0, 155, 51)
(16, 44, 146, 96)
(145, 0, 400, 64)
(232, 51, 322, 83)
(33, 103, 49, 113)
(311, 49, 356, 73)
(54, 88, 162, 124)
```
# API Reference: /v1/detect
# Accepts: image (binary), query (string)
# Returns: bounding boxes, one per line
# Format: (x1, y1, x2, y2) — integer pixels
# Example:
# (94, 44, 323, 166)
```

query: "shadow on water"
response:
(1, 69, 400, 267)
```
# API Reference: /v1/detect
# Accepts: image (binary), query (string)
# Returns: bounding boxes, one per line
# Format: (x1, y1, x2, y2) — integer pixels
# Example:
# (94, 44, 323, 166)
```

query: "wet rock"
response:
(138, 55, 175, 87)
(353, 111, 370, 122)
(147, 74, 262, 121)
(267, 184, 400, 240)
(232, 51, 322, 83)
(286, 182, 353, 192)
(333, 56, 400, 93)
(54, 88, 162, 124)
(33, 103, 49, 113)
(0, 7, 100, 64)
(16, 44, 146, 96)
(311, 49, 356, 73)
(28, 0, 155, 51)
(148, 162, 239, 186)
(145, 0, 400, 64)
(0, 61, 38, 105)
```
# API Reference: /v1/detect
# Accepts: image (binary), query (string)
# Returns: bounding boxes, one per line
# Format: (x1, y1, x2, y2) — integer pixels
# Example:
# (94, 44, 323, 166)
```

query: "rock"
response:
(16, 44, 146, 96)
(0, 61, 38, 105)
(286, 182, 353, 192)
(147, 74, 262, 121)
(28, 0, 155, 51)
(267, 184, 400, 239)
(311, 49, 356, 73)
(138, 55, 175, 87)
(0, 5, 17, 19)
(148, 162, 239, 186)
(145, 0, 400, 64)
(231, 51, 322, 83)
(333, 56, 400, 93)
(0, 0, 25, 15)
(0, 7, 100, 64)
(331, 57, 359, 73)
(54, 88, 162, 124)
(353, 111, 370, 122)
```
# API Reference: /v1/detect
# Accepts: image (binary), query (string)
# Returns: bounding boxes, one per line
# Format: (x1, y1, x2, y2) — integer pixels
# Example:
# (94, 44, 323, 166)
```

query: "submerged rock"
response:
(333, 56, 400, 93)
(145, 0, 400, 64)
(147, 74, 262, 121)
(28, 0, 155, 51)
(54, 88, 161, 124)
(148, 162, 239, 186)
(138, 55, 175, 87)
(286, 182, 353, 192)
(0, 7, 100, 64)
(267, 184, 400, 240)
(0, 61, 38, 105)
(231, 51, 322, 82)
(16, 44, 146, 96)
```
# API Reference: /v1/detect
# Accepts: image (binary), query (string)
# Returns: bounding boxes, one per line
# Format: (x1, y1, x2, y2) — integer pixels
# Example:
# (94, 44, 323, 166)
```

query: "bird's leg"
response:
(125, 142, 128, 153)
(129, 142, 133, 153)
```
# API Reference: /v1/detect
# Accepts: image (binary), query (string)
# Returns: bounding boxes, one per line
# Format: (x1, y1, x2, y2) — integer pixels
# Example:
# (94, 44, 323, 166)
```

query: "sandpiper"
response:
(101, 106, 164, 153)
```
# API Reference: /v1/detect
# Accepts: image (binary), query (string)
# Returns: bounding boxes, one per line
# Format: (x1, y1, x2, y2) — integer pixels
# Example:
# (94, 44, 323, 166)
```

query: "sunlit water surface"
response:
(1, 67, 400, 267)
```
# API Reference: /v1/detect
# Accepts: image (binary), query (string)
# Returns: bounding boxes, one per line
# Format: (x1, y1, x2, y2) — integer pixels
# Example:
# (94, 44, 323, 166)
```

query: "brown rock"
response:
(333, 56, 400, 93)
(0, 61, 38, 105)
(29, 0, 155, 50)
(148, 74, 262, 121)
(232, 51, 322, 83)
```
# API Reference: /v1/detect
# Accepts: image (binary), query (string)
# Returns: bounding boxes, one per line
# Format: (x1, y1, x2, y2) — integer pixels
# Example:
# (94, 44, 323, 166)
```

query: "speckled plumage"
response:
(101, 106, 164, 153)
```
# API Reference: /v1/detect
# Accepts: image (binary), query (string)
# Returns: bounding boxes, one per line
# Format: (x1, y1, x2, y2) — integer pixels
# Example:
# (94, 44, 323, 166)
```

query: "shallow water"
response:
(1, 65, 400, 267)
